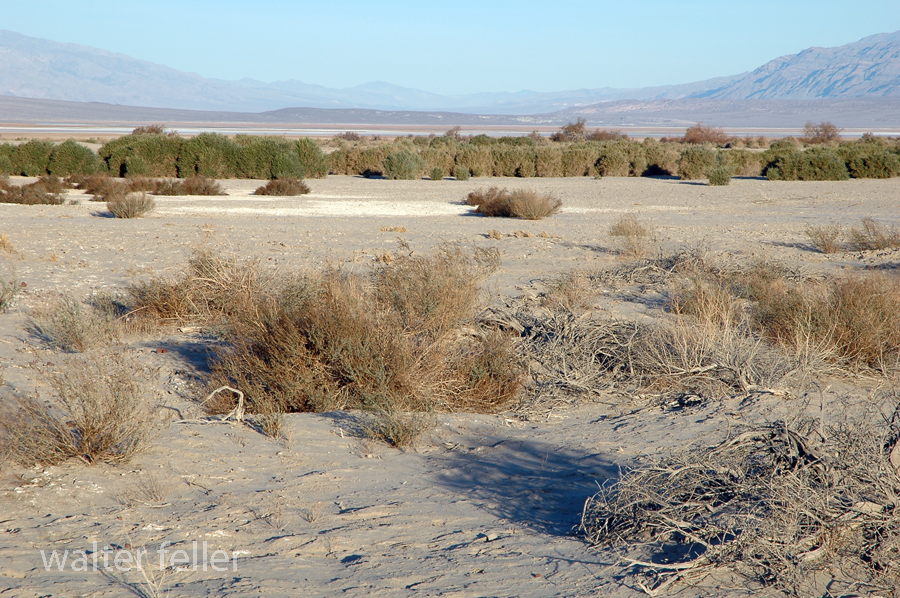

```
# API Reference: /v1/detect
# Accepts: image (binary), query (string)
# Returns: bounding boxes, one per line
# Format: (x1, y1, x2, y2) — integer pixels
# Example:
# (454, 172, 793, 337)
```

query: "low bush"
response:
(203, 244, 520, 415)
(28, 294, 119, 352)
(177, 132, 239, 178)
(706, 166, 731, 186)
(254, 178, 311, 196)
(429, 167, 444, 180)
(47, 140, 99, 176)
(677, 146, 717, 180)
(848, 217, 900, 251)
(12, 139, 55, 176)
(383, 150, 426, 180)
(0, 353, 161, 466)
(0, 178, 65, 205)
(99, 133, 183, 177)
(153, 176, 225, 196)
(752, 271, 900, 371)
(452, 165, 470, 181)
(804, 223, 843, 253)
(0, 273, 20, 313)
(608, 213, 655, 257)
(765, 147, 849, 181)
(466, 187, 562, 220)
(107, 192, 155, 218)
(841, 144, 900, 179)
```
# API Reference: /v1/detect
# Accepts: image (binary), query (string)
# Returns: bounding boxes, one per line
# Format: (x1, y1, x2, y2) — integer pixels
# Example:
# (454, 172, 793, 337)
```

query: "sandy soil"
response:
(0, 175, 898, 597)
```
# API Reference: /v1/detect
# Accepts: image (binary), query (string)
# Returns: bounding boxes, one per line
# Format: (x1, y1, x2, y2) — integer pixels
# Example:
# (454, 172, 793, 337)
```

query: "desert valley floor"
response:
(0, 174, 898, 597)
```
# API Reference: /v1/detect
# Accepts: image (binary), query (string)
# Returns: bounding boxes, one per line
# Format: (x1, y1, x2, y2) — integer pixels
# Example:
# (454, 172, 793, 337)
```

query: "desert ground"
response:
(0, 174, 898, 597)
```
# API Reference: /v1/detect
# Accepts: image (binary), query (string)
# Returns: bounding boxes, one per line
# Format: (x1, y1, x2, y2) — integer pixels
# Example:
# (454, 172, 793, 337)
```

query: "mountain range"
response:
(0, 29, 898, 115)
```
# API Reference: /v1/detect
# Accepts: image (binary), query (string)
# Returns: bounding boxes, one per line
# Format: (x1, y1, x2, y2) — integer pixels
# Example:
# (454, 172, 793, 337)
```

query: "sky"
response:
(3, 1, 900, 96)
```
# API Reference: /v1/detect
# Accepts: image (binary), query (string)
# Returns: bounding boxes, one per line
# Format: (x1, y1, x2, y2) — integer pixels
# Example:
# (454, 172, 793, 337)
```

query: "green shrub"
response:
(383, 150, 425, 180)
(707, 167, 732, 186)
(677, 146, 717, 180)
(421, 147, 456, 175)
(766, 147, 849, 181)
(642, 140, 679, 176)
(490, 146, 535, 177)
(561, 144, 599, 177)
(721, 149, 762, 177)
(293, 138, 329, 179)
(47, 140, 99, 176)
(840, 144, 900, 179)
(0, 144, 14, 175)
(99, 134, 183, 177)
(535, 146, 563, 177)
(455, 145, 492, 178)
(452, 165, 470, 181)
(233, 136, 305, 179)
(178, 133, 239, 178)
(429, 167, 444, 180)
(13, 140, 55, 176)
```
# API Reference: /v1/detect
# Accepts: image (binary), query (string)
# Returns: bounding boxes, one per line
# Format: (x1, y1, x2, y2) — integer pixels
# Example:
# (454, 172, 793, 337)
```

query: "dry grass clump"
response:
(804, 223, 843, 253)
(203, 243, 521, 416)
(608, 214, 655, 258)
(253, 178, 311, 196)
(152, 176, 225, 196)
(752, 271, 900, 372)
(848, 217, 900, 251)
(0, 353, 161, 466)
(0, 233, 14, 254)
(0, 275, 20, 313)
(107, 192, 155, 218)
(581, 415, 900, 596)
(0, 177, 65, 205)
(28, 294, 123, 352)
(361, 410, 433, 447)
(466, 186, 561, 220)
(127, 249, 274, 326)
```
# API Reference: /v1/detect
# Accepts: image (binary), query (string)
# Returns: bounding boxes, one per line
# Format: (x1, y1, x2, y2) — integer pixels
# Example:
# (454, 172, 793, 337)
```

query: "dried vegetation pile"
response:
(581, 411, 900, 596)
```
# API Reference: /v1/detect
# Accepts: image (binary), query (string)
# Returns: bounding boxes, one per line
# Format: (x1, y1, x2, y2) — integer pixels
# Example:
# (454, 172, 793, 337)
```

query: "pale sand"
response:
(0, 175, 898, 596)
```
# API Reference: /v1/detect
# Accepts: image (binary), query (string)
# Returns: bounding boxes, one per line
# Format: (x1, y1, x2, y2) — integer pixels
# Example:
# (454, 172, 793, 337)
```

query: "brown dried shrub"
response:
(0, 353, 161, 466)
(253, 178, 311, 196)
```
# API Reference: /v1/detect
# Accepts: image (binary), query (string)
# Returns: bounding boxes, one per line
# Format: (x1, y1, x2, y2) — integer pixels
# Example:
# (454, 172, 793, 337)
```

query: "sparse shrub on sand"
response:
(466, 187, 562, 220)
(804, 223, 843, 253)
(28, 294, 121, 352)
(190, 244, 520, 418)
(383, 150, 426, 180)
(608, 213, 655, 257)
(847, 217, 900, 251)
(0, 352, 161, 466)
(107, 192, 155, 218)
(361, 410, 433, 447)
(254, 178, 311, 196)
(0, 273, 20, 313)
(429, 167, 444, 181)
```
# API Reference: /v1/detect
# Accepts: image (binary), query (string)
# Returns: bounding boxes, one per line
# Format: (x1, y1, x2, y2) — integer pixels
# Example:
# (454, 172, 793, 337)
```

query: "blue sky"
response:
(4, 1, 899, 95)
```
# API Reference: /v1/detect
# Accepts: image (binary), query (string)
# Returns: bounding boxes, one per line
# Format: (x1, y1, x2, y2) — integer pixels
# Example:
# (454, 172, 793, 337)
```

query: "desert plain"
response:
(0, 173, 898, 597)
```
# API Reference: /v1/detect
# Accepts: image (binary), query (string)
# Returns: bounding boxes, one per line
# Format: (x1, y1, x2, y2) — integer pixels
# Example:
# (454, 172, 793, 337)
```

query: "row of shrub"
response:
(2, 131, 898, 182)
(0, 133, 329, 180)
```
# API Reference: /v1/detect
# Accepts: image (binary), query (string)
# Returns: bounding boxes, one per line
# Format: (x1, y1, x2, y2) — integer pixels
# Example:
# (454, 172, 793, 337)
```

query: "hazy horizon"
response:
(3, 0, 900, 96)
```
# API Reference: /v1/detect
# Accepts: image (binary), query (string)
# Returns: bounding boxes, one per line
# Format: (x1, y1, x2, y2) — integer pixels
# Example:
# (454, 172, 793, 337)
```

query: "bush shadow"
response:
(429, 436, 619, 536)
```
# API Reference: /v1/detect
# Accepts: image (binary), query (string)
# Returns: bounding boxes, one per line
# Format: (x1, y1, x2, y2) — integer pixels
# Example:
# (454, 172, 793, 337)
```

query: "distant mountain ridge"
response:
(0, 29, 898, 114)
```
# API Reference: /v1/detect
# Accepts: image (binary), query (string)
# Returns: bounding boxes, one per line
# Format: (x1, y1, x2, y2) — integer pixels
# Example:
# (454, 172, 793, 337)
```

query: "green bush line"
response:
(0, 133, 898, 181)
